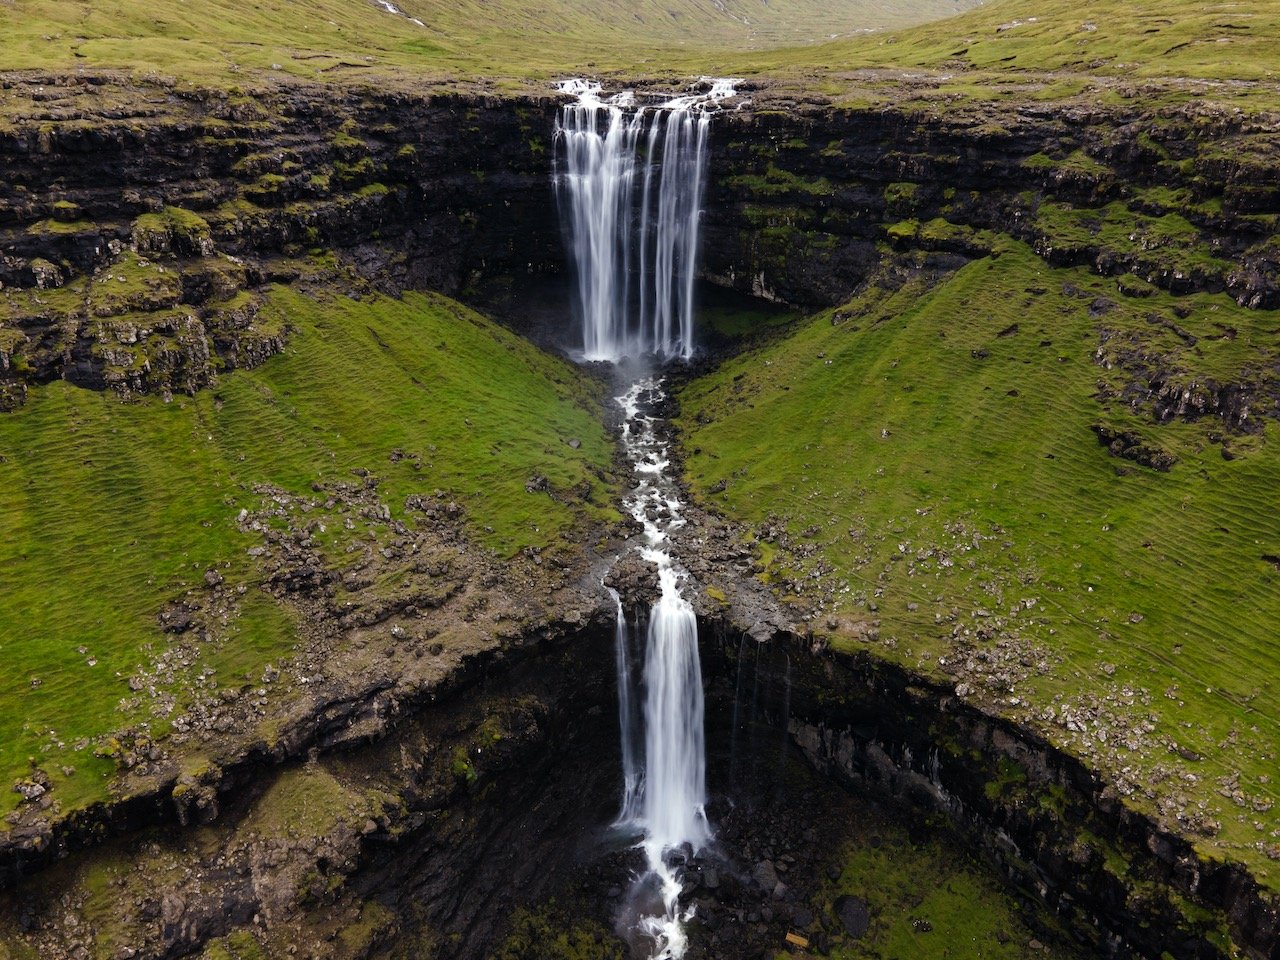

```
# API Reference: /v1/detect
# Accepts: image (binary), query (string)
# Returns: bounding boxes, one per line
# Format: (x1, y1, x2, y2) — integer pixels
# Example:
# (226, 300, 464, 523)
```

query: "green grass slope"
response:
(735, 0, 1280, 84)
(680, 242, 1280, 884)
(0, 286, 614, 816)
(0, 0, 982, 84)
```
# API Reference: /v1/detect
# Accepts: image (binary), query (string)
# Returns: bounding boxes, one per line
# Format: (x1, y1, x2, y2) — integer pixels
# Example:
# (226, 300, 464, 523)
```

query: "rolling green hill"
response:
(0, 0, 984, 84)
(727, 0, 1280, 91)
(0, 284, 614, 817)
(680, 242, 1280, 885)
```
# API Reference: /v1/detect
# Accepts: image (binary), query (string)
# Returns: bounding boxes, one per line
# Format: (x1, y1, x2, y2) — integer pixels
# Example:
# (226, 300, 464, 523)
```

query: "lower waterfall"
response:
(641, 565, 709, 854)
(614, 378, 710, 959)
(610, 589, 644, 824)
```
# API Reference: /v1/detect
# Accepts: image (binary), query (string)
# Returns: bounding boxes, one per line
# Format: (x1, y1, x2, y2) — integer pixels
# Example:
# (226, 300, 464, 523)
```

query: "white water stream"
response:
(557, 77, 739, 958)
(615, 379, 710, 958)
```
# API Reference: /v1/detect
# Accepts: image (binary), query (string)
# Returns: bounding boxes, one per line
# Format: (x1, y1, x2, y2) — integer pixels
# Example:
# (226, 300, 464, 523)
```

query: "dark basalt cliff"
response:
(0, 619, 623, 960)
(0, 74, 566, 408)
(698, 621, 1280, 960)
(703, 93, 1280, 312)
(3, 75, 1278, 407)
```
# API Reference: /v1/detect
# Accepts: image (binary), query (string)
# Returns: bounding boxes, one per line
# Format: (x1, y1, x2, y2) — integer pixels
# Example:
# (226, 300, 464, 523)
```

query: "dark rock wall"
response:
(5, 79, 1277, 408)
(0, 85, 564, 290)
(0, 77, 566, 405)
(704, 102, 1280, 310)
(0, 621, 620, 960)
(700, 620, 1280, 960)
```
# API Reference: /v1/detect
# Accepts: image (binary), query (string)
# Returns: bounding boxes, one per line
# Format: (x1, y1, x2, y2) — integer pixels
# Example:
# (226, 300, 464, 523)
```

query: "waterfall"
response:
(558, 78, 738, 960)
(555, 79, 737, 361)
(614, 378, 711, 960)
(609, 589, 644, 823)
(642, 565, 709, 850)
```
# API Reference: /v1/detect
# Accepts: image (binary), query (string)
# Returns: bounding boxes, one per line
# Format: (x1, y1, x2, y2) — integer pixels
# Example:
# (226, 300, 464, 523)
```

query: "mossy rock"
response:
(50, 200, 83, 223)
(132, 207, 215, 258)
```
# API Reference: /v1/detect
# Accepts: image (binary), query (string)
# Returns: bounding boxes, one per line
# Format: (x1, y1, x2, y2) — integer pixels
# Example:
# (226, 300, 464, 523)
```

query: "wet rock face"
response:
(6, 77, 1278, 412)
(0, 623, 621, 960)
(0, 81, 564, 287)
(695, 625, 1280, 960)
(603, 550, 661, 608)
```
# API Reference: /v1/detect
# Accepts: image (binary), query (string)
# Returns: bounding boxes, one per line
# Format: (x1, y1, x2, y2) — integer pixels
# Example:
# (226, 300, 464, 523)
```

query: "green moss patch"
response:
(821, 834, 1080, 959)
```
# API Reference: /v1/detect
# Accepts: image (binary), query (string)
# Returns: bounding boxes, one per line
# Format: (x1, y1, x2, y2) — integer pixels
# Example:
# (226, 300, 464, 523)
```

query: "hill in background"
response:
(0, 0, 985, 84)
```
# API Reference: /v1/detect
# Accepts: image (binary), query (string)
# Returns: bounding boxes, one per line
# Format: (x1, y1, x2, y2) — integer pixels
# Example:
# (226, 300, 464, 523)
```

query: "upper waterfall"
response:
(555, 79, 740, 362)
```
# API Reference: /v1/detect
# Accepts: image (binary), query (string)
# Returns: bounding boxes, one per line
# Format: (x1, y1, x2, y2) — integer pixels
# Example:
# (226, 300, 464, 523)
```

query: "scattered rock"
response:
(752, 859, 779, 892)
(1092, 423, 1176, 472)
(834, 895, 870, 939)
(12, 780, 46, 802)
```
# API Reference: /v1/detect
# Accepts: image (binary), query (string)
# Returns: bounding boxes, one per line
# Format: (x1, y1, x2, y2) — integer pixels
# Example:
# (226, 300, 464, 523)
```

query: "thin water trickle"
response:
(609, 589, 644, 824)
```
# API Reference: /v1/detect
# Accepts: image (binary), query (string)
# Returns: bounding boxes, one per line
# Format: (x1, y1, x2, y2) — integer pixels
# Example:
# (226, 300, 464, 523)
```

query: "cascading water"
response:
(641, 566, 709, 852)
(557, 76, 739, 959)
(616, 379, 710, 959)
(555, 79, 739, 361)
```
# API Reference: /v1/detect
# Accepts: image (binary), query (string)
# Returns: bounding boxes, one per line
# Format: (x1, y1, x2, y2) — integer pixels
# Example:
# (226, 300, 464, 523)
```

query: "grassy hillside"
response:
(680, 242, 1280, 884)
(0, 286, 614, 816)
(729, 0, 1280, 90)
(0, 0, 983, 84)
(5, 0, 1280, 101)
